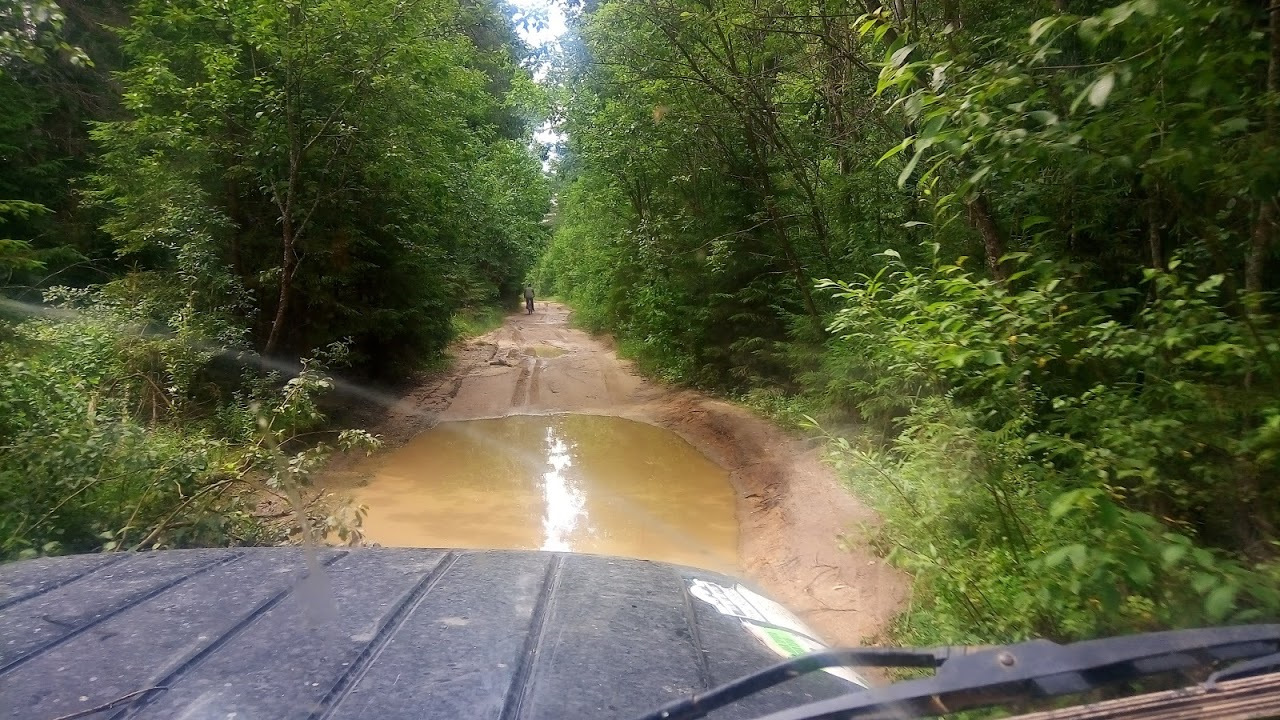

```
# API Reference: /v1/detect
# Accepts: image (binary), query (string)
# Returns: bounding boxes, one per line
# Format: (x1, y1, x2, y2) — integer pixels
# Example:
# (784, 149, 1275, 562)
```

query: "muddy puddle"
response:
(343, 414, 739, 572)
(525, 345, 566, 358)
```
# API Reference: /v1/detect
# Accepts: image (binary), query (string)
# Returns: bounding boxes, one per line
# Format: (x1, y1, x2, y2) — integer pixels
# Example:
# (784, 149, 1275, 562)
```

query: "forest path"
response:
(324, 301, 909, 646)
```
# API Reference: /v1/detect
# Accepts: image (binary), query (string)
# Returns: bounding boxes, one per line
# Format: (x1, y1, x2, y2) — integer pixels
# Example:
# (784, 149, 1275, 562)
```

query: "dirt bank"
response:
(324, 302, 909, 646)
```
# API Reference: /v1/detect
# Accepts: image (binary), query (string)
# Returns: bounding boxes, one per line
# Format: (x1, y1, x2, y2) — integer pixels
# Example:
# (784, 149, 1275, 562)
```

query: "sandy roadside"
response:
(322, 302, 909, 647)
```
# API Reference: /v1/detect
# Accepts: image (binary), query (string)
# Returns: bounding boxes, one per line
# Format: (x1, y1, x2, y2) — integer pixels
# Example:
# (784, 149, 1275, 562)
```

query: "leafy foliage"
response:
(88, 0, 549, 374)
(544, 0, 1280, 645)
(821, 255, 1280, 641)
(1, 0, 546, 559)
(0, 289, 375, 559)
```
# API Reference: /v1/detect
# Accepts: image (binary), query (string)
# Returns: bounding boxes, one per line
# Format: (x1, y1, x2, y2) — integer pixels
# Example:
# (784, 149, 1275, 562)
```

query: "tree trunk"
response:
(263, 217, 295, 356)
(1246, 0, 1280, 299)
(1147, 195, 1164, 271)
(743, 113, 824, 329)
(1246, 199, 1275, 296)
(226, 179, 245, 278)
(265, 28, 303, 358)
(768, 197, 822, 324)
(967, 193, 1008, 281)
(941, 0, 961, 29)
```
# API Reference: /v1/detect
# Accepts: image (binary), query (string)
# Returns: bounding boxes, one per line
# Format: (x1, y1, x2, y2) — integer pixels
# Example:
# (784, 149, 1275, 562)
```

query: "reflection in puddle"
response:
(344, 414, 739, 572)
(540, 427, 584, 551)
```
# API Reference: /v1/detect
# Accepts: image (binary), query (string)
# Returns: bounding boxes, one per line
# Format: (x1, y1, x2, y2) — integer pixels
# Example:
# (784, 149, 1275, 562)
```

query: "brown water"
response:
(344, 414, 740, 572)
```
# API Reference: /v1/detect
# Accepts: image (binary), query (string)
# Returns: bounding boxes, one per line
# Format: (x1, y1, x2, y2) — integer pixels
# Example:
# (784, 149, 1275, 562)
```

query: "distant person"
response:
(523, 285, 535, 314)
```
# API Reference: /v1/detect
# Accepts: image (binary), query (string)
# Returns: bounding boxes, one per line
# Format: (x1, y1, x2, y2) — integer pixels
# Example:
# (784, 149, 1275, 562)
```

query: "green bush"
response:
(451, 305, 508, 340)
(820, 254, 1280, 642)
(527, 0, 1280, 653)
(0, 290, 373, 560)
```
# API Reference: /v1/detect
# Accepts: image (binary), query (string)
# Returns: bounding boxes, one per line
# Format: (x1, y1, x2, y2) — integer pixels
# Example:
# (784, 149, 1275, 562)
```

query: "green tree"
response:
(90, 0, 549, 372)
(542, 0, 1280, 643)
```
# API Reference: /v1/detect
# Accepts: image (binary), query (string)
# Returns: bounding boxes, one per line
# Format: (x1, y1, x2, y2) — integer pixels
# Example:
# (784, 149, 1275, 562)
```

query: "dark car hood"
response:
(0, 548, 864, 719)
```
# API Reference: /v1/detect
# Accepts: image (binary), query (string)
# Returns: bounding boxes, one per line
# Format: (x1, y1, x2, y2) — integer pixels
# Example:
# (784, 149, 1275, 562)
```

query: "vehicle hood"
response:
(0, 548, 863, 719)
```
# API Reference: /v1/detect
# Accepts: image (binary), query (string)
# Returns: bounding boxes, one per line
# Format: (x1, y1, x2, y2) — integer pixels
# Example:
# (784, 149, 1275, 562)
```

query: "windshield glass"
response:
(1, 0, 1278, 716)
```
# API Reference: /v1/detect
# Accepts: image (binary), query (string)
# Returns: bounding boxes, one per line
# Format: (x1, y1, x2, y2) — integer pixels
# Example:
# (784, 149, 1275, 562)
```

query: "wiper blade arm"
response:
(1209, 650, 1280, 686)
(633, 624, 1280, 720)
(634, 647, 956, 720)
(757, 624, 1280, 720)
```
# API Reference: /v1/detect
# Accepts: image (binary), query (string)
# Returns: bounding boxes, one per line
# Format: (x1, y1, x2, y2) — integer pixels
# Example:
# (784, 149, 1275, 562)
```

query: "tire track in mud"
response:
(509, 361, 529, 407)
(597, 357, 618, 404)
(526, 359, 543, 406)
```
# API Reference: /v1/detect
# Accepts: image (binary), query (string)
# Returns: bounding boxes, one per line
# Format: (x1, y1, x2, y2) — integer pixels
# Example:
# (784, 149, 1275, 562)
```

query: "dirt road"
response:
(329, 302, 908, 646)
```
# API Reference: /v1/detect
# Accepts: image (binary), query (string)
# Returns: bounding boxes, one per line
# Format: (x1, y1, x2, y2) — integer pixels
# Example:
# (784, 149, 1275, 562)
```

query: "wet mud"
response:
(322, 302, 909, 647)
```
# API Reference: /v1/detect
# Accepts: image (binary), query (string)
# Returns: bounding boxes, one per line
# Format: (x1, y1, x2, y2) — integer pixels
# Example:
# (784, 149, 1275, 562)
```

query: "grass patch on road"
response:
(452, 305, 507, 339)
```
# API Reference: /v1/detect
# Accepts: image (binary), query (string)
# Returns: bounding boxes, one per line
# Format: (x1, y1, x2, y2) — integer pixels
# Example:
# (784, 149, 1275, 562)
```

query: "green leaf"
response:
(1028, 110, 1059, 125)
(1098, 498, 1121, 529)
(878, 137, 913, 164)
(1049, 488, 1101, 519)
(965, 164, 991, 189)
(1045, 543, 1087, 568)
(1204, 584, 1237, 622)
(1195, 274, 1224, 293)
(1029, 16, 1058, 45)
(897, 149, 923, 187)
(1097, 584, 1121, 612)
(889, 44, 917, 70)
(1161, 543, 1188, 567)
(1191, 572, 1218, 595)
(1088, 72, 1116, 108)
(1124, 556, 1154, 587)
(1217, 117, 1249, 135)
(920, 113, 947, 139)
(1078, 16, 1104, 45)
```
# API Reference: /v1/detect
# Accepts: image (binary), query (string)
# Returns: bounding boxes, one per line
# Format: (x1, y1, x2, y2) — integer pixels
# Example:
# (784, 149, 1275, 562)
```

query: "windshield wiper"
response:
(634, 624, 1280, 720)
